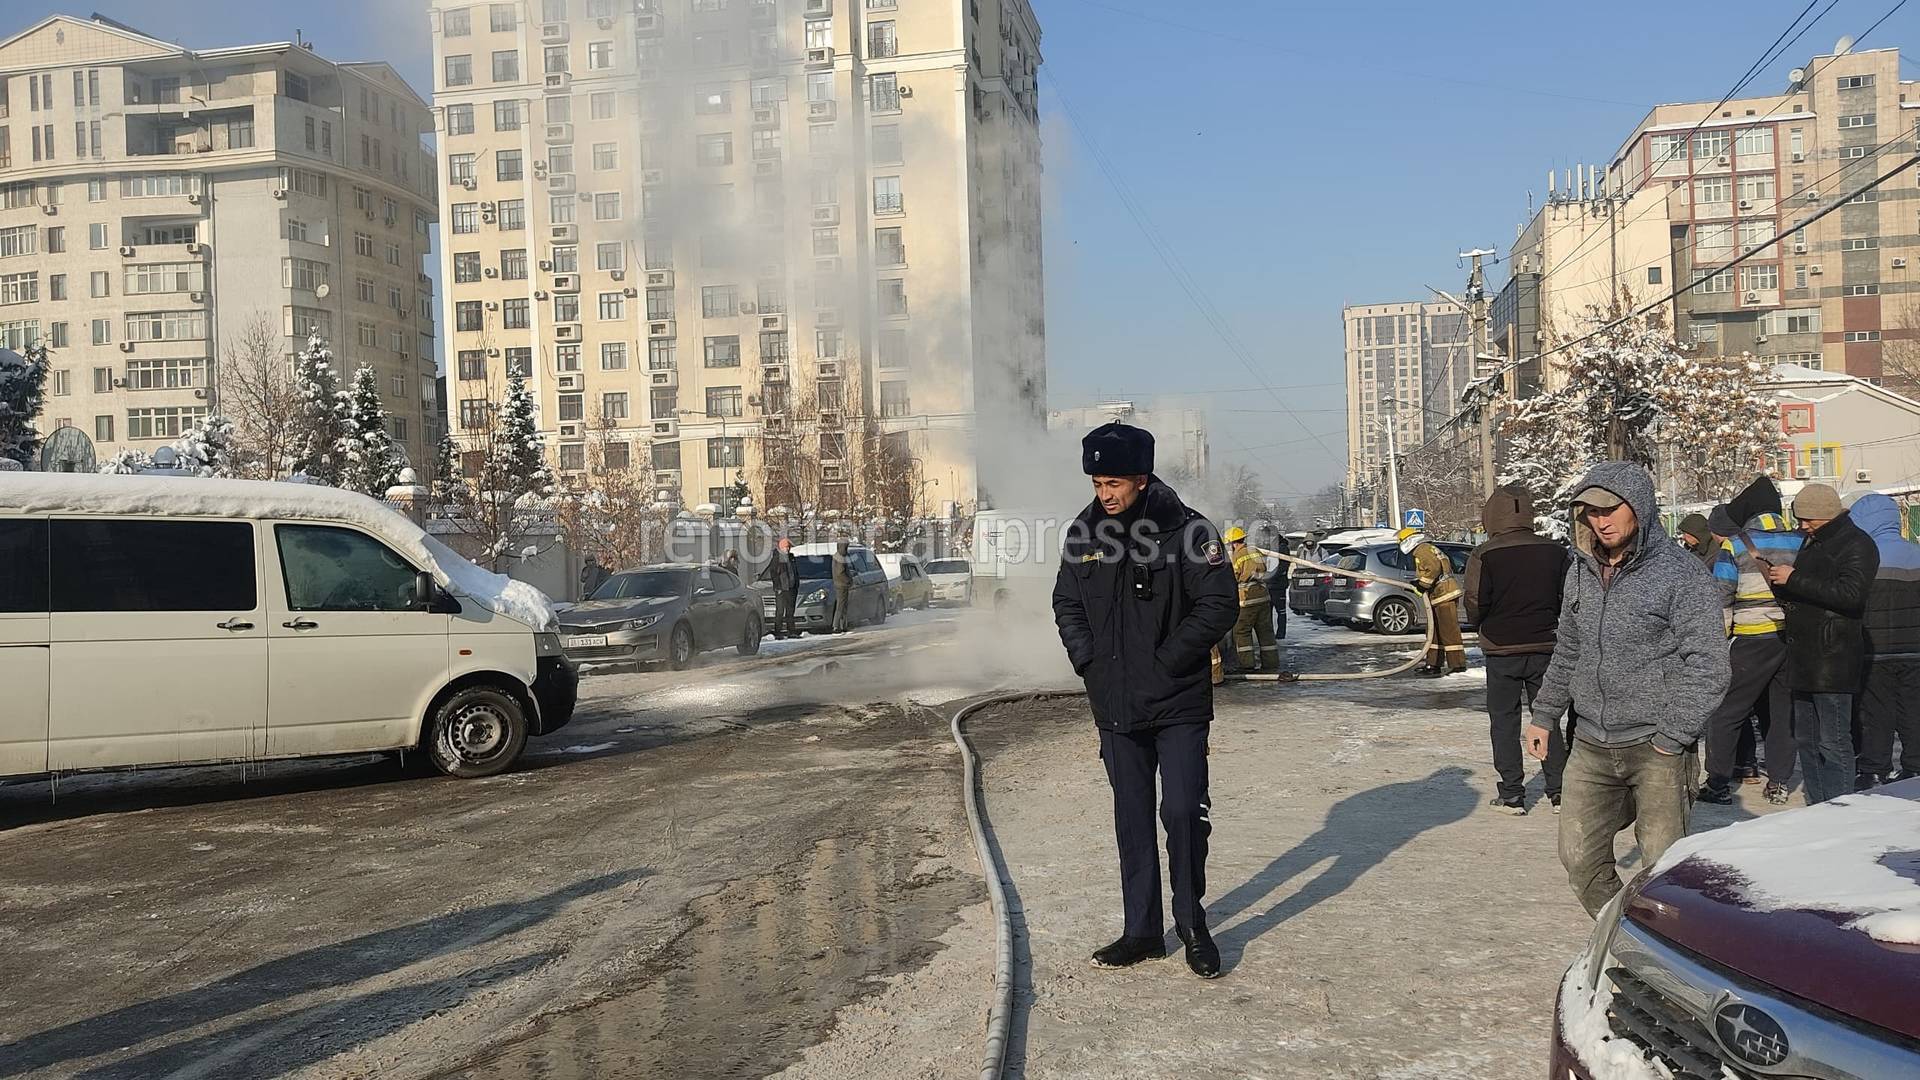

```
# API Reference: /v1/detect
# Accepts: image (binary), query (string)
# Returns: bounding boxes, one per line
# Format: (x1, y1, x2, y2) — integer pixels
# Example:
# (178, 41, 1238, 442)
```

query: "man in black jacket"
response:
(763, 536, 799, 639)
(1052, 423, 1238, 979)
(1464, 486, 1569, 815)
(1764, 484, 1880, 804)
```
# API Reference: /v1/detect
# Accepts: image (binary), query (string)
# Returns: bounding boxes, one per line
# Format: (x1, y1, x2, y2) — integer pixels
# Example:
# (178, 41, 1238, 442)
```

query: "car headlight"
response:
(627, 614, 662, 631)
(802, 588, 828, 604)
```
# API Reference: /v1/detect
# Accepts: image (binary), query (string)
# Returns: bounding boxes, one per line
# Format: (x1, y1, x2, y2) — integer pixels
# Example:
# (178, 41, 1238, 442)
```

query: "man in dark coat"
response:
(1854, 494, 1920, 787)
(830, 540, 854, 633)
(1465, 485, 1569, 814)
(579, 553, 610, 601)
(762, 536, 799, 639)
(1766, 483, 1879, 803)
(1052, 422, 1237, 979)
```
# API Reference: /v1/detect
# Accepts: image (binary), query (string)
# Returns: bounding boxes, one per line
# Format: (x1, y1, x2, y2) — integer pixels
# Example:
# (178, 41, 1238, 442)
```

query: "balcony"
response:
(873, 192, 904, 215)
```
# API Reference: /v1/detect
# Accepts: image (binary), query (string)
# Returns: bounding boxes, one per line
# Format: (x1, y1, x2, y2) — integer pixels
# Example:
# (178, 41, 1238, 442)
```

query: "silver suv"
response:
(1321, 542, 1473, 635)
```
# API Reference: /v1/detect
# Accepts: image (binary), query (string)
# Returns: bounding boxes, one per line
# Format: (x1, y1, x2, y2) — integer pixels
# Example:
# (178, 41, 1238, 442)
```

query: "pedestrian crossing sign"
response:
(1403, 509, 1427, 529)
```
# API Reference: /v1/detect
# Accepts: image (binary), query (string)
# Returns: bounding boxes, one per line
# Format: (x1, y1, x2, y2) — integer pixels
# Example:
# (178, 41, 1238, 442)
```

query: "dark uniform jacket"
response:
(762, 550, 798, 594)
(1465, 487, 1567, 656)
(1052, 479, 1238, 733)
(1777, 510, 1880, 693)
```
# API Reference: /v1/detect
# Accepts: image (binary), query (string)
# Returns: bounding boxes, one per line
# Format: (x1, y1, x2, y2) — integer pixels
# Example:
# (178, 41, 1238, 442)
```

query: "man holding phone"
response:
(1700, 476, 1802, 806)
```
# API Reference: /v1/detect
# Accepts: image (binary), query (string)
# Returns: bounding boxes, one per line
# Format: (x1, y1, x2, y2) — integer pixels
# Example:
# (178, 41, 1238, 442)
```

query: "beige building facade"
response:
(1764, 364, 1920, 498)
(1342, 299, 1469, 492)
(428, 0, 1044, 517)
(0, 14, 441, 469)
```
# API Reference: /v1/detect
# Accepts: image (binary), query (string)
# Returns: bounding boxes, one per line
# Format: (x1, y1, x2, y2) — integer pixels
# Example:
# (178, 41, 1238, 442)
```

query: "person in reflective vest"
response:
(1399, 527, 1467, 676)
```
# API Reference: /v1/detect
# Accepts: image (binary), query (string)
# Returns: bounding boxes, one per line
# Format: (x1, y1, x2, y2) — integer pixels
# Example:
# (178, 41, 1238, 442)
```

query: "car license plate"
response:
(567, 635, 608, 649)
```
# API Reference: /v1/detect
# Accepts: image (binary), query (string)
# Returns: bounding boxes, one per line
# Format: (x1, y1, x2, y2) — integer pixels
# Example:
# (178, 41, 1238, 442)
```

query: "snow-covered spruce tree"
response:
(340, 365, 403, 497)
(98, 447, 154, 474)
(430, 426, 461, 505)
(171, 414, 240, 477)
(1501, 310, 1775, 535)
(0, 343, 52, 468)
(287, 334, 352, 485)
(488, 370, 553, 501)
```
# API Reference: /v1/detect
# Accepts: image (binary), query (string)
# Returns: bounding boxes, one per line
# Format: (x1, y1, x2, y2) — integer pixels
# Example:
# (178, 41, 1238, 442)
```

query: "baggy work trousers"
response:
(1101, 721, 1211, 939)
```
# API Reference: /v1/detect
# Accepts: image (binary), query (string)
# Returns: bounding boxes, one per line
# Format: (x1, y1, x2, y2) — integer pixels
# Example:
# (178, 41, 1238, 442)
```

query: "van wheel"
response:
(426, 685, 529, 779)
(1374, 598, 1416, 636)
(669, 622, 695, 670)
(738, 613, 763, 656)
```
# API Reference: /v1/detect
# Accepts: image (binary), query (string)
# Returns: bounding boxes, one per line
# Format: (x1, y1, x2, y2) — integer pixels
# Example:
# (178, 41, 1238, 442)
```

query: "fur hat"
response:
(1081, 422, 1154, 476)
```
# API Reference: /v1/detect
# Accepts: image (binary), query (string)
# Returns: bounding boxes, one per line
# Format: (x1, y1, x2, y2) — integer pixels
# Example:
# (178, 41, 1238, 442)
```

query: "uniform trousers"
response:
(1101, 721, 1211, 939)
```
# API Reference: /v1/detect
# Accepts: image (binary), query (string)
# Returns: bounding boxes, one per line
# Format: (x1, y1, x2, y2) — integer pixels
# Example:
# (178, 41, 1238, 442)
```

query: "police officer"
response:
(1399, 526, 1467, 675)
(1052, 423, 1238, 979)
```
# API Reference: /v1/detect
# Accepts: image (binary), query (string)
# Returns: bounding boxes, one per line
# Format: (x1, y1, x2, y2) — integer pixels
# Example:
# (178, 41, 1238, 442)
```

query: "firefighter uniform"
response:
(1401, 527, 1467, 674)
(1228, 531, 1279, 672)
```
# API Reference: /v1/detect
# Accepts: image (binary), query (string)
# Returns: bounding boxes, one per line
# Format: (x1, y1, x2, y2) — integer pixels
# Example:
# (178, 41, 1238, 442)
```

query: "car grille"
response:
(1607, 967, 1755, 1080)
(560, 619, 627, 636)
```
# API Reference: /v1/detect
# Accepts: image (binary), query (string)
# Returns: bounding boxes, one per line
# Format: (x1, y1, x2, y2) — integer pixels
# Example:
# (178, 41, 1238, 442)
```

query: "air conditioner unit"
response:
(545, 72, 572, 92)
(399, 308, 411, 318)
(187, 193, 202, 205)
(364, 207, 376, 221)
(623, 286, 639, 297)
(557, 373, 582, 390)
(610, 269, 626, 281)
(555, 322, 582, 341)
(533, 159, 549, 174)
(819, 409, 844, 428)
(754, 159, 781, 178)
(458, 176, 478, 192)
(758, 313, 786, 332)
(648, 319, 675, 337)
(1795, 467, 1811, 480)
(752, 106, 779, 128)
(596, 16, 614, 29)
(1809, 264, 1824, 275)
(1745, 292, 1760, 302)
(1791, 151, 1805, 162)
(119, 245, 136, 257)
(811, 205, 840, 226)
(487, 347, 501, 357)
(1714, 155, 1729, 166)
(653, 418, 679, 437)
(1755, 334, 1768, 344)
(897, 85, 914, 98)
(484, 267, 499, 278)
(738, 301, 758, 316)
(193, 388, 208, 399)
(806, 47, 834, 68)
(815, 257, 841, 276)
(118, 341, 135, 352)
(189, 291, 204, 303)
(1792, 242, 1807, 254)
(816, 358, 841, 379)
(634, 13, 662, 36)
(185, 242, 203, 255)
(548, 173, 576, 195)
(485, 301, 500, 311)
(544, 123, 573, 145)
(764, 415, 787, 433)
(762, 363, 787, 383)
(807, 100, 836, 122)
(821, 462, 845, 481)
(271, 189, 287, 199)
(816, 307, 842, 327)
(1737, 199, 1753, 210)
(642, 169, 666, 186)
(559, 423, 582, 438)
(655, 468, 680, 486)
(550, 224, 578, 243)
(646, 270, 674, 287)
(553, 273, 579, 292)
(534, 289, 550, 300)
(1805, 189, 1820, 200)
(650, 368, 678, 387)
(1894, 258, 1909, 269)
(40, 204, 57, 216)
(541, 22, 568, 43)
(1856, 468, 1873, 483)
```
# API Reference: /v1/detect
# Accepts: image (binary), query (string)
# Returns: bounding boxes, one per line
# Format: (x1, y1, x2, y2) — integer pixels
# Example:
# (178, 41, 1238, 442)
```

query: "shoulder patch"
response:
(1081, 552, 1102, 563)
(1203, 540, 1225, 566)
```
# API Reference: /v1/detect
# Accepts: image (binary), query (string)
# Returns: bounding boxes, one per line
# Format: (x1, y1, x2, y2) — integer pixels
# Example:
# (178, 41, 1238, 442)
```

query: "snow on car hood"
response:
(1, 473, 557, 632)
(1648, 787, 1920, 945)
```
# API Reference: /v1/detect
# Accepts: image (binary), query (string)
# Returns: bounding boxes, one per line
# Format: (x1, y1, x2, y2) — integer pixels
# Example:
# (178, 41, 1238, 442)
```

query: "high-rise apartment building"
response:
(429, 0, 1045, 517)
(0, 14, 441, 468)
(1342, 299, 1469, 493)
(1603, 46, 1919, 389)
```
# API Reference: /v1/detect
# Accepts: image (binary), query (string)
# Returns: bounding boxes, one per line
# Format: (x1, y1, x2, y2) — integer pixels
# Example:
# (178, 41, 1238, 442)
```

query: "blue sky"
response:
(26, 1, 1920, 498)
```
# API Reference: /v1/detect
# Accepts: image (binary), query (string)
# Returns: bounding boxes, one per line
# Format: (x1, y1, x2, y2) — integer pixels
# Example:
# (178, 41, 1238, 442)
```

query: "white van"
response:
(970, 508, 1065, 611)
(0, 474, 577, 781)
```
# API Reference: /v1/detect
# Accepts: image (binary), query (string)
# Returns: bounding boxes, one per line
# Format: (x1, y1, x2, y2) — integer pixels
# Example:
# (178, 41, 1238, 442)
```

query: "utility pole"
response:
(1382, 402, 1403, 528)
(1460, 248, 1497, 496)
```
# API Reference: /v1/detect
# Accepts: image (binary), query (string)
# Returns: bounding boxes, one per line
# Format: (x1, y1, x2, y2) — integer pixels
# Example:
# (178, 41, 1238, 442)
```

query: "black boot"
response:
(1175, 924, 1221, 979)
(1698, 777, 1734, 805)
(1090, 935, 1166, 969)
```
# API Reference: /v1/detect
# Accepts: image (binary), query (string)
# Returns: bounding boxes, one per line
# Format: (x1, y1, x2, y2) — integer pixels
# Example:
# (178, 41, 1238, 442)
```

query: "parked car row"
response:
(1290, 538, 1474, 635)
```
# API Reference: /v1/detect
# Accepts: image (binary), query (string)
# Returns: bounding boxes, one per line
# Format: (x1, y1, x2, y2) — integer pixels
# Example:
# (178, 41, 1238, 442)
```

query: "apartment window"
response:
(817, 380, 844, 411)
(650, 338, 678, 370)
(552, 394, 582, 423)
(707, 437, 745, 469)
(758, 331, 789, 362)
(588, 42, 615, 70)
(1793, 264, 1808, 289)
(496, 248, 525, 280)
(1838, 74, 1874, 89)
(356, 277, 377, 303)
(706, 386, 743, 417)
(873, 175, 904, 215)
(647, 387, 677, 421)
(554, 293, 580, 322)
(45, 227, 64, 254)
(491, 2, 517, 31)
(646, 288, 673, 320)
(91, 319, 111, 345)
(1688, 317, 1720, 344)
(553, 245, 579, 272)
(1646, 266, 1663, 286)
(494, 100, 525, 132)
(1844, 283, 1880, 296)
(124, 310, 206, 343)
(445, 55, 473, 87)
(1841, 145, 1870, 160)
(1845, 330, 1882, 342)
(88, 223, 110, 250)
(1650, 132, 1689, 166)
(453, 251, 483, 284)
(544, 46, 569, 75)
(541, 99, 573, 132)
(504, 348, 533, 378)
(601, 442, 630, 471)
(1693, 176, 1732, 207)
(598, 292, 625, 320)
(872, 123, 903, 165)
(0, 225, 36, 259)
(816, 327, 841, 357)
(388, 286, 404, 311)
(48, 274, 65, 301)
(555, 344, 581, 371)
(0, 272, 37, 306)
(549, 193, 576, 225)
(592, 142, 618, 171)
(89, 271, 109, 299)
(601, 342, 628, 371)
(878, 328, 908, 369)
(1734, 127, 1773, 157)
(1737, 220, 1775, 250)
(1838, 114, 1874, 129)
(457, 351, 486, 380)
(591, 92, 616, 120)
(698, 134, 733, 167)
(498, 199, 525, 230)
(880, 278, 908, 316)
(1842, 237, 1879, 251)
(868, 227, 906, 267)
(1849, 187, 1877, 205)
(492, 50, 519, 82)
(459, 399, 490, 429)
(444, 7, 471, 35)
(1740, 264, 1778, 292)
(868, 22, 898, 57)
(126, 407, 207, 441)
(278, 258, 326, 293)
(94, 414, 113, 442)
(359, 322, 380, 348)
(644, 233, 672, 270)
(497, 149, 523, 181)
(450, 204, 478, 236)
(456, 301, 484, 331)
(446, 104, 475, 136)
(1692, 130, 1731, 160)
(587, 242, 621, 272)
(702, 284, 737, 318)
(705, 336, 742, 367)
(603, 392, 629, 420)
(1769, 308, 1820, 335)
(448, 154, 477, 184)
(879, 382, 910, 418)
(812, 228, 839, 256)
(1736, 174, 1775, 204)
(593, 192, 621, 220)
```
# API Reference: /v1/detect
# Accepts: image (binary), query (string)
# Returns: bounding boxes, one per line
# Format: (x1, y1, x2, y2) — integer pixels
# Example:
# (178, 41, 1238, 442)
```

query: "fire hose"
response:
(1225, 551, 1440, 682)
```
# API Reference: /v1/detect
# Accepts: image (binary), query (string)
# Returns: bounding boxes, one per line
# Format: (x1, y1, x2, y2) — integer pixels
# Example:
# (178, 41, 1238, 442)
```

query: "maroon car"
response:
(1551, 778, 1920, 1079)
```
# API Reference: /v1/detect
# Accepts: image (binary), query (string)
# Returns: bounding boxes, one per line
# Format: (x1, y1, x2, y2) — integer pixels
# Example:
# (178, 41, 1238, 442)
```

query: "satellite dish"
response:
(39, 426, 97, 473)
(314, 282, 332, 299)
(1834, 36, 1854, 55)
(1789, 67, 1807, 85)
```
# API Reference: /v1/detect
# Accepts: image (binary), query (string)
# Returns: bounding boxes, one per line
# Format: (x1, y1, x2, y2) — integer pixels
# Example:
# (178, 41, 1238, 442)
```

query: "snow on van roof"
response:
(0, 473, 556, 630)
(1649, 790, 1920, 945)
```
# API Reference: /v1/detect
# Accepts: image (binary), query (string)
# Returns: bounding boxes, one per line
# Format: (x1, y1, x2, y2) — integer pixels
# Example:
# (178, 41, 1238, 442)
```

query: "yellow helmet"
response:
(1396, 527, 1420, 543)
(1224, 526, 1247, 543)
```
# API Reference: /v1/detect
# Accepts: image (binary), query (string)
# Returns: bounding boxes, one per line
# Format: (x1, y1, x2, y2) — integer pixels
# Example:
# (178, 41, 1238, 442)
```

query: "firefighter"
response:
(1225, 526, 1280, 673)
(1399, 526, 1467, 676)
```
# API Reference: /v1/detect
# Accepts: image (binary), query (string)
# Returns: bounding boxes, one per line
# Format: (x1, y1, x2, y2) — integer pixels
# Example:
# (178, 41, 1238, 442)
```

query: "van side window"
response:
(0, 520, 50, 612)
(711, 569, 741, 592)
(51, 519, 256, 612)
(276, 525, 419, 611)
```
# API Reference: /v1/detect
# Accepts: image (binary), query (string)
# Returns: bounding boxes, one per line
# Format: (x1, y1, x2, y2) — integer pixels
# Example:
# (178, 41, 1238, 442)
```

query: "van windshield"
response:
(594, 570, 689, 600)
(926, 559, 970, 575)
(794, 555, 835, 579)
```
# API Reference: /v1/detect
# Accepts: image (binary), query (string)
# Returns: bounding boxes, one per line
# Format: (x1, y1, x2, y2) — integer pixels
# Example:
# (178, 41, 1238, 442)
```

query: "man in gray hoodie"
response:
(1527, 461, 1731, 917)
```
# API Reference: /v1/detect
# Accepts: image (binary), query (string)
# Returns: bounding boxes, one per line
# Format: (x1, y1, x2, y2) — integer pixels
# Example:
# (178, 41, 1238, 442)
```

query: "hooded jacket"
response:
(1709, 476, 1801, 636)
(1530, 462, 1731, 753)
(1465, 486, 1568, 656)
(1052, 478, 1238, 732)
(1776, 508, 1879, 693)
(1854, 494, 1920, 661)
